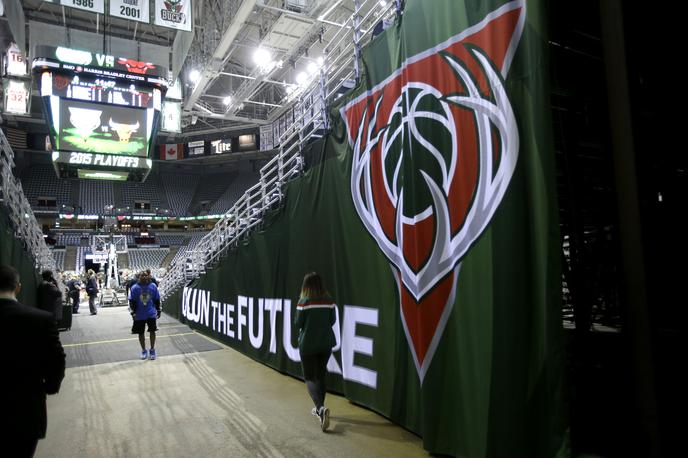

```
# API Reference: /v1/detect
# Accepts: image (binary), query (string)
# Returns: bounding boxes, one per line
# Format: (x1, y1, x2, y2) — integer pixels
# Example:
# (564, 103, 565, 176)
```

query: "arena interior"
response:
(0, 1, 683, 457)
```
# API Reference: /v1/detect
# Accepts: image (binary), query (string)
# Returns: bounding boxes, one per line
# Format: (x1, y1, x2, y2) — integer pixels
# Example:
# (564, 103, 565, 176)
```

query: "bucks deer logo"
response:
(341, 1, 526, 382)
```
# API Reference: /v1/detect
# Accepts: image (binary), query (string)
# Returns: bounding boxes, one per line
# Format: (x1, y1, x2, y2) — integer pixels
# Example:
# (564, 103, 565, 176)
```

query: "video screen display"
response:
(41, 72, 155, 108)
(50, 98, 152, 157)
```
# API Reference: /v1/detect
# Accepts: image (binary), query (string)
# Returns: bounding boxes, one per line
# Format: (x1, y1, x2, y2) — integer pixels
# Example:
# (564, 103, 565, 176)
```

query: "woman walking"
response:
(295, 272, 336, 431)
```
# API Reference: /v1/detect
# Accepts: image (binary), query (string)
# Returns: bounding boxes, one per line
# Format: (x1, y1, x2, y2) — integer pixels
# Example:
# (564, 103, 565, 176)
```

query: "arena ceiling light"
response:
(295, 71, 308, 86)
(189, 69, 201, 84)
(253, 48, 276, 73)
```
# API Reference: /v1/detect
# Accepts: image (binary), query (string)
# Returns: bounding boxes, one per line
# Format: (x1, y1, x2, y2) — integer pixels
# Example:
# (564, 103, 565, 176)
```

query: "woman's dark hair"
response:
(300, 272, 328, 299)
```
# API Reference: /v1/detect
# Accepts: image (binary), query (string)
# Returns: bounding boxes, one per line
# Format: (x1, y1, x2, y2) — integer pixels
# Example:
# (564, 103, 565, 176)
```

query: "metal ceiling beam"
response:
(184, 0, 258, 111)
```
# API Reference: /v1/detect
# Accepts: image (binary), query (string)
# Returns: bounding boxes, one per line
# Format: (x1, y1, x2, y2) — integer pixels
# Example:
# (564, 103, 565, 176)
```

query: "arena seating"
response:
(56, 233, 85, 246)
(20, 164, 260, 217)
(187, 173, 236, 215)
(208, 171, 259, 214)
(52, 249, 65, 270)
(154, 233, 186, 245)
(162, 173, 200, 216)
(79, 180, 114, 214)
(119, 172, 166, 211)
(128, 248, 170, 271)
(75, 246, 89, 273)
(20, 165, 72, 209)
(171, 231, 207, 265)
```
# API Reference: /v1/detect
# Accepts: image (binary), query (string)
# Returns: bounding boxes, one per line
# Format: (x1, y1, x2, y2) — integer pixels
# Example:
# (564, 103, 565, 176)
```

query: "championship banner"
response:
(110, 0, 150, 23)
(154, 0, 193, 32)
(259, 124, 273, 151)
(167, 1, 567, 456)
(60, 0, 105, 14)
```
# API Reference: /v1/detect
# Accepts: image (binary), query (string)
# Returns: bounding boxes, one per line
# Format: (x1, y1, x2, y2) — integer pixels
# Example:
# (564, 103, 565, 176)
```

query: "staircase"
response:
(161, 246, 180, 268)
(64, 246, 77, 270)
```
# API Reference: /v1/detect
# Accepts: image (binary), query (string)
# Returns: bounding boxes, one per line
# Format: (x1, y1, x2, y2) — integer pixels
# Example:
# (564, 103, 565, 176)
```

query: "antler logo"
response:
(341, 1, 526, 382)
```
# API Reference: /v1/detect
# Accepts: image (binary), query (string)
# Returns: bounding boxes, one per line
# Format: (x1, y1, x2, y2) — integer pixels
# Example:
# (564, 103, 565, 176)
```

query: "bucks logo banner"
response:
(168, 0, 567, 456)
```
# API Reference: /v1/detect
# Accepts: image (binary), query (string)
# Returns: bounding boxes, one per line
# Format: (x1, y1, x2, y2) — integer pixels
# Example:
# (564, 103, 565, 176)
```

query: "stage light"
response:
(223, 95, 232, 105)
(307, 62, 318, 74)
(189, 69, 200, 83)
(380, 1, 387, 6)
(317, 56, 324, 66)
(296, 72, 308, 86)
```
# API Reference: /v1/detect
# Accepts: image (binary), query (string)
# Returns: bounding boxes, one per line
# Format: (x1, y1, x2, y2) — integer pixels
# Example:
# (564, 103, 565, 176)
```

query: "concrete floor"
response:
(37, 305, 426, 458)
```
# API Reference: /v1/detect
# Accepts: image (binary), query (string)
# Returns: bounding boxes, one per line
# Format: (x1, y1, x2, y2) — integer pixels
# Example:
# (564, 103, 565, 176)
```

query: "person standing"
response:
(0, 265, 66, 457)
(85, 269, 98, 315)
(67, 275, 82, 313)
(129, 271, 162, 360)
(146, 269, 159, 287)
(36, 270, 63, 324)
(294, 272, 336, 432)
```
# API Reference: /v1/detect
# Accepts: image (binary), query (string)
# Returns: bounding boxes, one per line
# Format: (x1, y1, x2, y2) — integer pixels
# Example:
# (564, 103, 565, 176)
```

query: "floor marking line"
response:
(63, 332, 195, 348)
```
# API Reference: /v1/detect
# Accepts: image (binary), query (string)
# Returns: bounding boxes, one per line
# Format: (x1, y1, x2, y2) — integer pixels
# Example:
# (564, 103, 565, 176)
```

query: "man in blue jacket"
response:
(129, 271, 162, 360)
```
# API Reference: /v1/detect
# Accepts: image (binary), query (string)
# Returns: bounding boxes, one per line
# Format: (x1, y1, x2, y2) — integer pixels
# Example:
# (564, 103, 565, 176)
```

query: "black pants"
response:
(5, 436, 38, 457)
(71, 293, 79, 312)
(88, 294, 97, 314)
(300, 351, 330, 409)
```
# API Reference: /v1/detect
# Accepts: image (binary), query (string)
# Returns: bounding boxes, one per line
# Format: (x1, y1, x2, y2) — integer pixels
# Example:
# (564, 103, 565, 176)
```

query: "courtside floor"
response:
(37, 305, 426, 457)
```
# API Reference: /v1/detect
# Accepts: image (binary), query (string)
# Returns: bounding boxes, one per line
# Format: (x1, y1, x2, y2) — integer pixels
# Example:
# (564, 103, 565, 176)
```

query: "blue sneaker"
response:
(140, 350, 148, 360)
(149, 349, 157, 360)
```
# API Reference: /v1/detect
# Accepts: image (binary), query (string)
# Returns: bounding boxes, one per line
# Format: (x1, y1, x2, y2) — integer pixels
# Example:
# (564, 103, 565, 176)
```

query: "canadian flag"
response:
(161, 143, 183, 160)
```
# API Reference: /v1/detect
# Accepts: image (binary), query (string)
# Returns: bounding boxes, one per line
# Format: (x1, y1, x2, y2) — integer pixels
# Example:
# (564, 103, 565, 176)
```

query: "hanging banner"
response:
(166, 1, 567, 457)
(161, 101, 182, 133)
(5, 42, 27, 76)
(154, 0, 193, 32)
(259, 124, 273, 151)
(60, 0, 105, 14)
(110, 0, 150, 23)
(3, 79, 31, 115)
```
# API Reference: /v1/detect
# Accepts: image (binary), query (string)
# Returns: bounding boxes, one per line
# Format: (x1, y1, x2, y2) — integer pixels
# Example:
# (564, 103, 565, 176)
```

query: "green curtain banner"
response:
(169, 0, 568, 456)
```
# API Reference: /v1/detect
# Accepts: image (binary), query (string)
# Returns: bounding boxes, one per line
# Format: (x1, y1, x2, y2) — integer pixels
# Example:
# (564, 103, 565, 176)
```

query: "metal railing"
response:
(0, 128, 65, 293)
(159, 0, 400, 299)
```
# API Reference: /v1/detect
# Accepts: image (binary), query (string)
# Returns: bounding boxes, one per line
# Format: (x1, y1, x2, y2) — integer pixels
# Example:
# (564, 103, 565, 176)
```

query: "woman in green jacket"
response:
(294, 272, 336, 432)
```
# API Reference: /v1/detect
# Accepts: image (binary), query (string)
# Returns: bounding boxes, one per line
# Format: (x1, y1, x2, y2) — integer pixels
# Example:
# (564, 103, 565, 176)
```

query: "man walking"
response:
(36, 270, 63, 324)
(129, 271, 162, 360)
(85, 269, 98, 315)
(0, 265, 66, 457)
(67, 275, 82, 313)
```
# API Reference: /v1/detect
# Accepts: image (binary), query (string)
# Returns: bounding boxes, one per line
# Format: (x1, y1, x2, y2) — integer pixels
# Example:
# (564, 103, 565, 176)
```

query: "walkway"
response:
(37, 305, 426, 457)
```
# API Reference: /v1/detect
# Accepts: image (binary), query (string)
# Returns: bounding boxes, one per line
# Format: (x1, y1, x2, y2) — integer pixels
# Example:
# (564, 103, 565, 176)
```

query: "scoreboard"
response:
(32, 46, 168, 181)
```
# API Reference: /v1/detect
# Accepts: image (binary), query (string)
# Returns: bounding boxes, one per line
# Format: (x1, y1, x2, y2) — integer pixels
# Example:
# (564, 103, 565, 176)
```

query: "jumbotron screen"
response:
(49, 98, 152, 157)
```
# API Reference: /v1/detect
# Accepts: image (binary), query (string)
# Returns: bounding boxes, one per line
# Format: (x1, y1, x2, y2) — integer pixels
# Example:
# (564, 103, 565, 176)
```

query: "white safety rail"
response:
(0, 128, 65, 293)
(160, 0, 400, 299)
